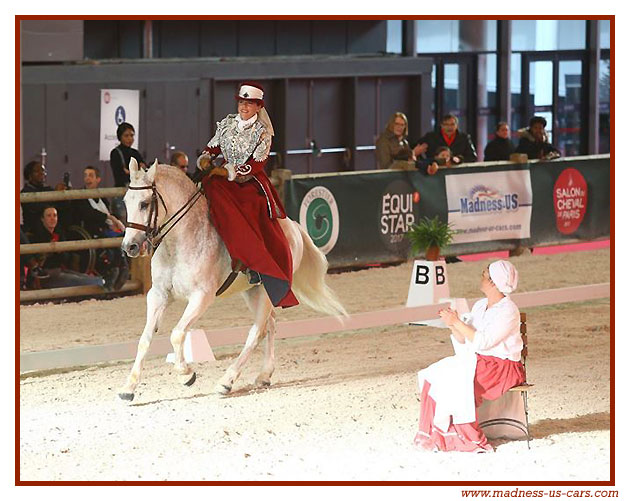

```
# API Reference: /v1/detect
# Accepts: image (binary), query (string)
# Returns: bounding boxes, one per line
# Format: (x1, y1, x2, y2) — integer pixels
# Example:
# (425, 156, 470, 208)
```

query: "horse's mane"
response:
(155, 164, 197, 196)
(153, 163, 211, 228)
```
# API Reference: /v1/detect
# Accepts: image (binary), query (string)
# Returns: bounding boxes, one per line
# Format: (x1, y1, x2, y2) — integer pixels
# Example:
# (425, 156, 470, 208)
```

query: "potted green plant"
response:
(405, 216, 456, 261)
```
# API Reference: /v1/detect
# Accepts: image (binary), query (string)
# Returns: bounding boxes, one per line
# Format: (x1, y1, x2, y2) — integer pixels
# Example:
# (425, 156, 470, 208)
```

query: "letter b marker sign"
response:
(406, 260, 450, 308)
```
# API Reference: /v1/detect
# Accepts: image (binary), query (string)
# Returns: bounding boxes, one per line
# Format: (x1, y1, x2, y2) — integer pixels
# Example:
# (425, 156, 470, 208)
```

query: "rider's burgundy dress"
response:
(201, 114, 298, 308)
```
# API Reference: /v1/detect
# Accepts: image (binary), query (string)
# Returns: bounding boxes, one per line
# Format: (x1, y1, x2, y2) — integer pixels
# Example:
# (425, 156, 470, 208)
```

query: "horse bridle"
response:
(126, 182, 204, 252)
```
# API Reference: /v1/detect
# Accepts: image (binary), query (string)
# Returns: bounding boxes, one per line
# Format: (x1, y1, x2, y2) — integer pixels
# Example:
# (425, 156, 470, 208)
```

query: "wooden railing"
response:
(20, 186, 149, 302)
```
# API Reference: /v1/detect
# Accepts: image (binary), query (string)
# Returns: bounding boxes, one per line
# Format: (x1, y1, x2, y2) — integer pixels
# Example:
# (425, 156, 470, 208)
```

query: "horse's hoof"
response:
(183, 372, 196, 387)
(214, 383, 232, 395)
(254, 377, 271, 388)
(118, 392, 135, 402)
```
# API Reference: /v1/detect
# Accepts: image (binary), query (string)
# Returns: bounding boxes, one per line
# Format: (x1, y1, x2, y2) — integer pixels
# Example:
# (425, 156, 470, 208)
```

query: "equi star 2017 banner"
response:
(445, 170, 533, 244)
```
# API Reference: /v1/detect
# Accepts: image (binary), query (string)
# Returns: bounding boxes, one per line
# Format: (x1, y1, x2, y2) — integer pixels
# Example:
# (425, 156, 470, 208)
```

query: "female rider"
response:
(195, 82, 298, 308)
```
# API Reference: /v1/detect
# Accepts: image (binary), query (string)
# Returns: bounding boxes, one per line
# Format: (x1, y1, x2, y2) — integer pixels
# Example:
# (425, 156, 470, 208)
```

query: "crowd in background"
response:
(19, 119, 201, 293)
(20, 111, 563, 293)
(375, 112, 561, 172)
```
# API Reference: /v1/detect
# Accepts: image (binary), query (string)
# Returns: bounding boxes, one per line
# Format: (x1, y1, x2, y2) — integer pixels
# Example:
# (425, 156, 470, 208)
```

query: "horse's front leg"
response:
(118, 287, 169, 401)
(169, 290, 215, 386)
(215, 286, 273, 395)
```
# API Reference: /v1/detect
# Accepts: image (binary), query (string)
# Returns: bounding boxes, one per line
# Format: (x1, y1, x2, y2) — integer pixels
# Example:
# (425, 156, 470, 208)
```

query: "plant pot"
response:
(425, 246, 441, 261)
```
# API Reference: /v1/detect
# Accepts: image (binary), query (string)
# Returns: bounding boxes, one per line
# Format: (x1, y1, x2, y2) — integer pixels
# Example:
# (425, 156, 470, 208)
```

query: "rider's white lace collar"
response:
(236, 113, 258, 131)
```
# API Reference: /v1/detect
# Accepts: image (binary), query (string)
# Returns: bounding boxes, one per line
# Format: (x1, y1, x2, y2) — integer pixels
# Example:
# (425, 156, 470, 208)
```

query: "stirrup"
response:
(247, 269, 262, 285)
(215, 260, 244, 297)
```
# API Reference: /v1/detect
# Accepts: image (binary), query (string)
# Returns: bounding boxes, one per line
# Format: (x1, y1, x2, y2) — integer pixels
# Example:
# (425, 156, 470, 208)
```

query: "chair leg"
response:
(523, 390, 531, 450)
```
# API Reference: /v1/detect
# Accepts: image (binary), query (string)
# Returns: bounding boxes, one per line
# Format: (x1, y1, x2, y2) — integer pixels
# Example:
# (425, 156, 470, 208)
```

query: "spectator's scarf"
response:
(441, 129, 456, 146)
(88, 198, 110, 216)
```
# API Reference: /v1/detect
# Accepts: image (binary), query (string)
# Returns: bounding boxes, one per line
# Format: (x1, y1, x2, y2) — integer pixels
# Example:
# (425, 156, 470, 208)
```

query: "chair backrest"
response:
(520, 312, 528, 376)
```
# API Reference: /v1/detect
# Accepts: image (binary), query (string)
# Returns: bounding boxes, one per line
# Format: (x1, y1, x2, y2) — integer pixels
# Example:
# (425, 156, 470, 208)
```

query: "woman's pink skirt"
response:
(414, 354, 525, 452)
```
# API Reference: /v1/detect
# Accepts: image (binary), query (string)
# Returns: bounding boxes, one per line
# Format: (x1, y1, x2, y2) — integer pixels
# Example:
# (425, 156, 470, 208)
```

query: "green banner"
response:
(284, 156, 610, 268)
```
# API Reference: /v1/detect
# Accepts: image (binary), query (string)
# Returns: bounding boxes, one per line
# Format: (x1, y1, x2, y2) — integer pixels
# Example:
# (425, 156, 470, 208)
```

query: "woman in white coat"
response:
(414, 260, 525, 452)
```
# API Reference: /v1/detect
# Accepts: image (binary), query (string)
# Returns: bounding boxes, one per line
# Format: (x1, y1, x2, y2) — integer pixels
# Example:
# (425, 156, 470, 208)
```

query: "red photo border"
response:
(15, 14, 616, 487)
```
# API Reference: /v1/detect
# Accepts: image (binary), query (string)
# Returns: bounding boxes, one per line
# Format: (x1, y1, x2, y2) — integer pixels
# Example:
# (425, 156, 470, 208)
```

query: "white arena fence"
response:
(19, 283, 610, 373)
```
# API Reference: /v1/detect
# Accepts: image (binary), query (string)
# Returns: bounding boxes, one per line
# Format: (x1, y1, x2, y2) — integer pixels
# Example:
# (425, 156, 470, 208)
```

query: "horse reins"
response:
(126, 182, 204, 252)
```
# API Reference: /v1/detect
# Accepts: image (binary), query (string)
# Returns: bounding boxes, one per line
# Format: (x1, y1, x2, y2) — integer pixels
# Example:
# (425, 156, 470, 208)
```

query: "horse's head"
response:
(121, 157, 163, 257)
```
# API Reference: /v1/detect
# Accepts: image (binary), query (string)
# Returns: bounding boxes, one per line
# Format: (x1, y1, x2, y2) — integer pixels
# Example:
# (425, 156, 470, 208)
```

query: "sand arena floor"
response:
(19, 249, 611, 481)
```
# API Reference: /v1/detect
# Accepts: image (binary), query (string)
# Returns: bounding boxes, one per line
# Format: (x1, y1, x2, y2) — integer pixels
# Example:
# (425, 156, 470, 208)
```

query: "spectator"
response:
(416, 146, 453, 175)
(375, 112, 414, 169)
(483, 122, 515, 161)
(414, 261, 525, 452)
(109, 122, 145, 222)
(170, 150, 190, 176)
(109, 122, 146, 187)
(30, 206, 105, 289)
(413, 114, 477, 165)
(516, 116, 561, 160)
(20, 227, 49, 290)
(72, 166, 129, 291)
(74, 166, 126, 236)
(20, 161, 69, 234)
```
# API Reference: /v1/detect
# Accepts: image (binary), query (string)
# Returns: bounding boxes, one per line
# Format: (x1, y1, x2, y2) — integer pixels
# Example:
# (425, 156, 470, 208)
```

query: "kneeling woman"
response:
(195, 82, 298, 308)
(414, 260, 525, 452)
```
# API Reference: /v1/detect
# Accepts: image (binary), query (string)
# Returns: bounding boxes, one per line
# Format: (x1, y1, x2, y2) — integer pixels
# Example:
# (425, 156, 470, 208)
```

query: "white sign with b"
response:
(406, 260, 450, 308)
(406, 260, 469, 327)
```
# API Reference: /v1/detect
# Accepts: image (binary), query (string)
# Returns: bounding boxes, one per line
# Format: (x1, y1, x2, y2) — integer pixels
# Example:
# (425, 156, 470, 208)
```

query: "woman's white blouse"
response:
(463, 296, 523, 362)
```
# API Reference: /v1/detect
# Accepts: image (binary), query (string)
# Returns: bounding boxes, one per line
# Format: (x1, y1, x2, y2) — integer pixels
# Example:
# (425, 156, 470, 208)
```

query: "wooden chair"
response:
(479, 312, 534, 448)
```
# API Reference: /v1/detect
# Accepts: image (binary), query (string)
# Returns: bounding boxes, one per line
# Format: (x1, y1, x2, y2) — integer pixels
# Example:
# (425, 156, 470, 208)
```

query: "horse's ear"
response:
(146, 158, 158, 182)
(129, 157, 139, 180)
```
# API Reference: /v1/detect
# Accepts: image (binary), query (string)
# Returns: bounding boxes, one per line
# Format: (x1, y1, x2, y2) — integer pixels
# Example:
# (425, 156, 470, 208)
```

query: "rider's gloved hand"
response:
(192, 153, 216, 183)
(196, 153, 213, 171)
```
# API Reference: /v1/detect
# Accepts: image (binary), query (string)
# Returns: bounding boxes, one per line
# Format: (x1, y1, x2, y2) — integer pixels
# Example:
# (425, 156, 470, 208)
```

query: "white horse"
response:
(118, 158, 347, 401)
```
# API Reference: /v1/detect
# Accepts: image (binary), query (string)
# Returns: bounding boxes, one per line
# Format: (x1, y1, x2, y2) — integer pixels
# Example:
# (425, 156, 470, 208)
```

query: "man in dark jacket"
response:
(413, 114, 477, 165)
(73, 166, 126, 236)
(516, 116, 561, 160)
(72, 165, 129, 291)
(484, 122, 515, 161)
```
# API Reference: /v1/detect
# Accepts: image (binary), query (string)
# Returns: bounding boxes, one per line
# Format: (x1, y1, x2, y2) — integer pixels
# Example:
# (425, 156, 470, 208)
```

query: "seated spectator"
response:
(484, 122, 515, 161)
(413, 114, 477, 165)
(416, 146, 453, 175)
(72, 166, 129, 291)
(516, 116, 561, 160)
(20, 161, 69, 234)
(414, 261, 525, 452)
(74, 166, 126, 236)
(375, 112, 414, 169)
(30, 206, 105, 290)
(20, 227, 49, 290)
(170, 150, 191, 177)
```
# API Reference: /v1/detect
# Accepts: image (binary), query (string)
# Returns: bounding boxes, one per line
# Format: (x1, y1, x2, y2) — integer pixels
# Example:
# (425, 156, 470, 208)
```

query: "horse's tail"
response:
(292, 223, 348, 319)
